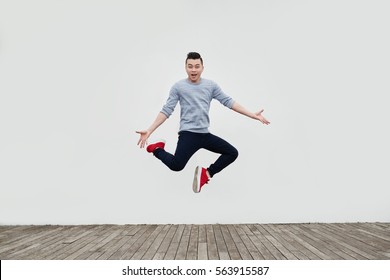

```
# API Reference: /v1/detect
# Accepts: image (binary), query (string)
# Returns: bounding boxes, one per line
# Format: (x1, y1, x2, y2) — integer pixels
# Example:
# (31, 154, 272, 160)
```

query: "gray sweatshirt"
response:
(161, 78, 235, 133)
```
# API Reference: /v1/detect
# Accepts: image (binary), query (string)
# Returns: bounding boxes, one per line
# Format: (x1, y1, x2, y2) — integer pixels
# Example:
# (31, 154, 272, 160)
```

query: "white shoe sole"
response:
(192, 166, 202, 193)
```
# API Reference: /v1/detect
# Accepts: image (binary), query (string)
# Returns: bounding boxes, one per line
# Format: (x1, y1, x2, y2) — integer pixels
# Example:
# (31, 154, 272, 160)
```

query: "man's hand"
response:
(231, 102, 270, 125)
(254, 109, 270, 125)
(136, 113, 168, 148)
(136, 130, 151, 148)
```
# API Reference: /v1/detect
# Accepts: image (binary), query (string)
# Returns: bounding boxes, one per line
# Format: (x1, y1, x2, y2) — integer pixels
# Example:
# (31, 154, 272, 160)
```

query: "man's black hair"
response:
(186, 52, 203, 65)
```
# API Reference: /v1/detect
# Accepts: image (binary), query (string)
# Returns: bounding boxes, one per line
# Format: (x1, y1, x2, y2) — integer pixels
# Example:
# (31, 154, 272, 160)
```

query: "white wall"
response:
(1, 0, 389, 225)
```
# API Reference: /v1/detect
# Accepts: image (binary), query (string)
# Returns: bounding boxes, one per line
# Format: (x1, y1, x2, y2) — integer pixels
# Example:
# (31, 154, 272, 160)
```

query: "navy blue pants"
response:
(153, 131, 238, 177)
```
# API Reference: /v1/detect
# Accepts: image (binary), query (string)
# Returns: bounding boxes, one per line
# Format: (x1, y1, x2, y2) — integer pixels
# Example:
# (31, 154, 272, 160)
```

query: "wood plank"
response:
(244, 224, 276, 260)
(28, 226, 95, 260)
(55, 225, 113, 260)
(253, 225, 286, 260)
(119, 225, 157, 259)
(0, 226, 16, 234)
(0, 226, 44, 243)
(75, 225, 126, 260)
(227, 224, 252, 260)
(311, 224, 377, 259)
(265, 224, 311, 260)
(213, 225, 230, 260)
(153, 225, 178, 260)
(1, 226, 66, 259)
(273, 225, 318, 260)
(206, 224, 219, 260)
(351, 223, 390, 242)
(71, 229, 118, 259)
(220, 225, 241, 260)
(351, 223, 390, 258)
(308, 224, 367, 259)
(288, 224, 341, 260)
(21, 226, 90, 259)
(324, 224, 387, 259)
(97, 225, 136, 260)
(341, 223, 390, 249)
(295, 224, 353, 260)
(108, 225, 149, 260)
(0, 226, 34, 245)
(120, 225, 158, 259)
(175, 225, 192, 260)
(164, 224, 185, 260)
(260, 224, 297, 260)
(234, 225, 263, 259)
(0, 226, 64, 257)
(141, 225, 171, 260)
(131, 225, 165, 260)
(186, 225, 198, 260)
(197, 224, 208, 260)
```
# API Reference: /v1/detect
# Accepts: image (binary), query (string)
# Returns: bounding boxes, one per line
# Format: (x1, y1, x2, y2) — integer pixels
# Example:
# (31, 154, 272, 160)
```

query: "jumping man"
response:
(136, 52, 270, 193)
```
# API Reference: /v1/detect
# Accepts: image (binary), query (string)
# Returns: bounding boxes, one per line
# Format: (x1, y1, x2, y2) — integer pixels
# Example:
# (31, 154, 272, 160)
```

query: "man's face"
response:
(186, 59, 204, 83)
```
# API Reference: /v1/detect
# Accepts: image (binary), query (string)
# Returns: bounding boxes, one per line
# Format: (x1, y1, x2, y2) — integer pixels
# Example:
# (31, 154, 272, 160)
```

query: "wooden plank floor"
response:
(0, 223, 389, 260)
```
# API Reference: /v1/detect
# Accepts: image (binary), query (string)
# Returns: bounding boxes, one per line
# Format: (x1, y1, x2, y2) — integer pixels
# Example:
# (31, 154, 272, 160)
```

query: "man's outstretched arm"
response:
(231, 101, 270, 125)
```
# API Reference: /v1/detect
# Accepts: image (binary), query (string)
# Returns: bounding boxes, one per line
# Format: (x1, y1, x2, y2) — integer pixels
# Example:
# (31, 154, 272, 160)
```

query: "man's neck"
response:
(187, 78, 202, 84)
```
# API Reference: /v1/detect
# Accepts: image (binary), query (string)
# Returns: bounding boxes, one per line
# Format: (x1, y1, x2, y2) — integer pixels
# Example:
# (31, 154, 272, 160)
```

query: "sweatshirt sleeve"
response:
(212, 82, 234, 109)
(160, 86, 179, 118)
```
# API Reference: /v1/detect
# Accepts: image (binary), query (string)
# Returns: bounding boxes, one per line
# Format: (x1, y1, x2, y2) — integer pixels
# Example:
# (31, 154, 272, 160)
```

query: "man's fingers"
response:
(258, 116, 270, 125)
(138, 139, 148, 149)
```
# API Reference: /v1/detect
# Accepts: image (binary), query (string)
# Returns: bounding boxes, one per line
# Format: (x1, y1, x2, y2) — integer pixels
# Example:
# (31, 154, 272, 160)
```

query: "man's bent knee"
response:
(231, 147, 239, 161)
(169, 163, 186, 172)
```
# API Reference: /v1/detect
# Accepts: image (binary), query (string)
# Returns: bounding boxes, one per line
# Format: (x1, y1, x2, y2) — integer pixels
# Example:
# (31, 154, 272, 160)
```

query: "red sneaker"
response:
(146, 140, 166, 153)
(193, 166, 209, 193)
